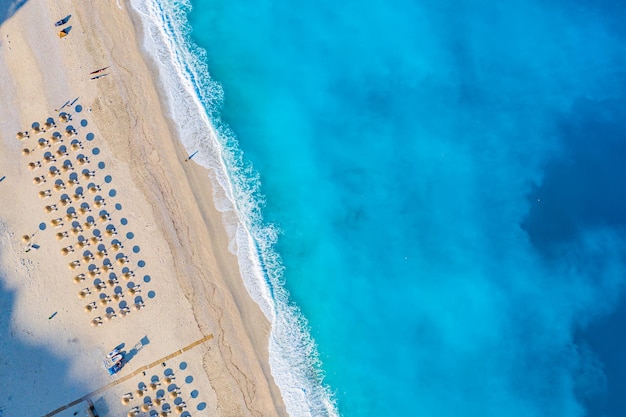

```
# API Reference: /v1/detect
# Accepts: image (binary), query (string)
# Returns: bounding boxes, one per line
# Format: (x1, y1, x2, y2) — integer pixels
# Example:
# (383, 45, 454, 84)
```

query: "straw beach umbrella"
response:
(91, 317, 103, 327)
(45, 205, 58, 214)
(16, 131, 27, 140)
(141, 404, 151, 413)
(60, 195, 72, 206)
(100, 296, 111, 306)
(127, 285, 140, 296)
(28, 161, 40, 170)
(21, 235, 31, 243)
(68, 260, 81, 270)
(74, 274, 86, 284)
(60, 246, 74, 255)
(84, 302, 97, 313)
(121, 393, 134, 405)
(22, 148, 33, 156)
(39, 190, 52, 199)
(84, 169, 96, 178)
(78, 288, 91, 298)
(38, 138, 49, 149)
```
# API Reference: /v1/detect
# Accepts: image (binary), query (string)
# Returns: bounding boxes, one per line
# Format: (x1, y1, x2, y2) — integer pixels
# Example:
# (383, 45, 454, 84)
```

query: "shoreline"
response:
(0, 0, 287, 415)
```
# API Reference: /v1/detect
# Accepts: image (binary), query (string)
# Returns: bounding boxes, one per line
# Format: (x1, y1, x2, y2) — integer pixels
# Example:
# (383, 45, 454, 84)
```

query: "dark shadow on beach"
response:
(0, 275, 87, 416)
(124, 335, 150, 364)
(0, 0, 27, 25)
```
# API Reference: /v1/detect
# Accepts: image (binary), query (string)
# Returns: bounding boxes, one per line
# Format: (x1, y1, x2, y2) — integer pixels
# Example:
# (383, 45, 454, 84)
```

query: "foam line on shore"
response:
(127, 0, 339, 415)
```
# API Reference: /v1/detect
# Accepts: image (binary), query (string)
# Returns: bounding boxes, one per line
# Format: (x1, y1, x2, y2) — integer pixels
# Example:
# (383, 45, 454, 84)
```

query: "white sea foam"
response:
(128, 0, 339, 415)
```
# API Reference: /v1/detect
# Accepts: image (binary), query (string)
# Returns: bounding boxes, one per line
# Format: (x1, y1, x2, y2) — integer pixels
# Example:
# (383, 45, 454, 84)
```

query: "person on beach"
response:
(184, 151, 198, 162)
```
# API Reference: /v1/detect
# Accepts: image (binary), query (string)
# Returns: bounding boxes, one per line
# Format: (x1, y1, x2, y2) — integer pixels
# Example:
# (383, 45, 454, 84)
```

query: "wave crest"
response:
(127, 0, 339, 415)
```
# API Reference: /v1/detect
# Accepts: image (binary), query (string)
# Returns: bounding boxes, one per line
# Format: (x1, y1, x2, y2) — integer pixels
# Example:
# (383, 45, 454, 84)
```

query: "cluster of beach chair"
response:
(17, 102, 151, 327)
(122, 370, 194, 417)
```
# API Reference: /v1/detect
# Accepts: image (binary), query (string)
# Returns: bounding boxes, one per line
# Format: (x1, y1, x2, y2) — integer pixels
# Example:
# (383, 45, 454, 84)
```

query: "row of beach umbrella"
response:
(19, 112, 153, 327)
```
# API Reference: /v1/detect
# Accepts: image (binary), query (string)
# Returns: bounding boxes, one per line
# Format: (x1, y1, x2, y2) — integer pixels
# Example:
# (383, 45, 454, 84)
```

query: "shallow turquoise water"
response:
(182, 0, 626, 415)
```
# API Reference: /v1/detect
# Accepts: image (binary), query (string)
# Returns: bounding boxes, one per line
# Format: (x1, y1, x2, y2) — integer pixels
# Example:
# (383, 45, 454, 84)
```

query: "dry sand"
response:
(0, 0, 287, 416)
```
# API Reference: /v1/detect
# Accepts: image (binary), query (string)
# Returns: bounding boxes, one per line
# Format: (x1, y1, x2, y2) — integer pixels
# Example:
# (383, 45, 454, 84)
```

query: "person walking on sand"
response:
(184, 150, 198, 162)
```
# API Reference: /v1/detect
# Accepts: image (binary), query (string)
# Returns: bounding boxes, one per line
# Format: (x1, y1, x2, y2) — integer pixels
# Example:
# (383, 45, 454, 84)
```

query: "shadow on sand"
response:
(0, 0, 28, 25)
(124, 335, 150, 364)
(0, 276, 85, 416)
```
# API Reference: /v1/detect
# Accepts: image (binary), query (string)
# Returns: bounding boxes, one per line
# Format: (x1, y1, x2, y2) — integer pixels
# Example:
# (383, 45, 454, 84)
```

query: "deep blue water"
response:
(185, 0, 626, 415)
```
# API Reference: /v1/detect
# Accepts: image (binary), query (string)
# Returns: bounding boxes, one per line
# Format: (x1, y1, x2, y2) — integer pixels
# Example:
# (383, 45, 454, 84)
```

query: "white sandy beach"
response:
(0, 0, 287, 416)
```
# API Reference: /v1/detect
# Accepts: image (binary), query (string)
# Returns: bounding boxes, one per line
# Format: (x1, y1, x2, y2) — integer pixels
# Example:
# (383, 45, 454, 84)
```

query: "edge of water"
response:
(126, 0, 339, 415)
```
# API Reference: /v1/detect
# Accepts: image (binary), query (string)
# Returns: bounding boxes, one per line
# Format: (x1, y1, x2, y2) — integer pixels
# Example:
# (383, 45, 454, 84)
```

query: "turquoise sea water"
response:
(133, 0, 626, 415)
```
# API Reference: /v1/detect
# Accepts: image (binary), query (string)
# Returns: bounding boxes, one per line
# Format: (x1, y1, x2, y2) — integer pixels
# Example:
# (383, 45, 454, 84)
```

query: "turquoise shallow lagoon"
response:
(137, 0, 626, 415)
